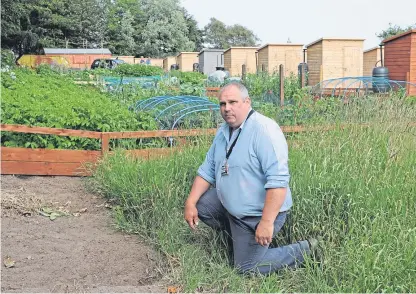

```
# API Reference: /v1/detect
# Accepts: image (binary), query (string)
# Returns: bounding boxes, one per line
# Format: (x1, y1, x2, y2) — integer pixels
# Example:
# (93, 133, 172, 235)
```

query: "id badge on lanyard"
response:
(221, 160, 229, 176)
(221, 109, 255, 176)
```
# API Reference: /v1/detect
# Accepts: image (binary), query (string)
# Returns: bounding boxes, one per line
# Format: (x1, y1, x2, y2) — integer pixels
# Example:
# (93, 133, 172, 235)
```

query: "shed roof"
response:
(364, 46, 380, 53)
(223, 47, 258, 53)
(43, 48, 111, 55)
(176, 52, 198, 57)
(198, 48, 224, 56)
(306, 37, 365, 48)
(257, 43, 304, 51)
(382, 29, 416, 44)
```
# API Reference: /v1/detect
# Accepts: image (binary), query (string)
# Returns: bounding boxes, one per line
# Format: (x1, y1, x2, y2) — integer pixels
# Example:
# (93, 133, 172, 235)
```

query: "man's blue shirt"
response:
(197, 111, 293, 219)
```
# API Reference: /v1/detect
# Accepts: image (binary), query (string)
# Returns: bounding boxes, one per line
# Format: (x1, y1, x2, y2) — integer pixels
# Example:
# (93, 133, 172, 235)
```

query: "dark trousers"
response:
(196, 188, 310, 274)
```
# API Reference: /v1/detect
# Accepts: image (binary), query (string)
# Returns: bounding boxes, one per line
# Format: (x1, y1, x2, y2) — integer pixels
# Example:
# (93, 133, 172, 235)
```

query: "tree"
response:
(1, 0, 109, 56)
(203, 18, 228, 49)
(109, 0, 145, 51)
(107, 6, 136, 55)
(227, 24, 260, 47)
(183, 10, 204, 52)
(118, 11, 136, 54)
(138, 0, 195, 57)
(203, 18, 260, 49)
(1, 0, 40, 57)
(377, 23, 416, 41)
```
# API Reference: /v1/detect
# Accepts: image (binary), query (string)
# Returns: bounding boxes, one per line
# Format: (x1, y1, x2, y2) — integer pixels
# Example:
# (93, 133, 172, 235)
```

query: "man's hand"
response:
(255, 220, 274, 246)
(184, 201, 199, 230)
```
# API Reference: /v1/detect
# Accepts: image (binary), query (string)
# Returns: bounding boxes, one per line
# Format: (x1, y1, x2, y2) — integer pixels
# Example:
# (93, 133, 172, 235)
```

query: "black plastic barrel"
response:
(372, 67, 389, 93)
(170, 64, 179, 70)
(298, 62, 309, 86)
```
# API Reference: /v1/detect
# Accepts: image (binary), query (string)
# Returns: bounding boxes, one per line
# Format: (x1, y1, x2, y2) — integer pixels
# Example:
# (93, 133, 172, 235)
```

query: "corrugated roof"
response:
(257, 43, 304, 51)
(43, 48, 112, 55)
(382, 29, 416, 44)
(306, 38, 365, 48)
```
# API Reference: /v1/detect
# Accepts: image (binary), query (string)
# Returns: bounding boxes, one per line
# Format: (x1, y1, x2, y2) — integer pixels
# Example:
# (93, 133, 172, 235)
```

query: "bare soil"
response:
(1, 175, 166, 293)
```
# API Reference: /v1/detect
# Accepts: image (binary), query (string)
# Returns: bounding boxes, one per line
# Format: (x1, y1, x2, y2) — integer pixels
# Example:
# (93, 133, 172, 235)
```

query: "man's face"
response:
(219, 86, 251, 129)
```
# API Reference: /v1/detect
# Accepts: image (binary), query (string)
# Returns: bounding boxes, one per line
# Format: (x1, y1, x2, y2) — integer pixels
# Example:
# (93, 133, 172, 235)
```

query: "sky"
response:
(181, 0, 416, 49)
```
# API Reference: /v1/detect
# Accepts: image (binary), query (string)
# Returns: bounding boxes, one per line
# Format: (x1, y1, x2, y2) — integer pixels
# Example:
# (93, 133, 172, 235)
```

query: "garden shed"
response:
(257, 44, 304, 75)
(198, 49, 224, 75)
(305, 38, 364, 87)
(363, 47, 382, 76)
(383, 29, 416, 95)
(163, 57, 177, 71)
(223, 47, 258, 76)
(42, 48, 112, 69)
(150, 58, 164, 68)
(176, 52, 198, 72)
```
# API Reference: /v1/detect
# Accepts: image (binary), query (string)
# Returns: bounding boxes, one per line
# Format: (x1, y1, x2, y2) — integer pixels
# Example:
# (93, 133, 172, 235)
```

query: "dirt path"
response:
(1, 175, 166, 293)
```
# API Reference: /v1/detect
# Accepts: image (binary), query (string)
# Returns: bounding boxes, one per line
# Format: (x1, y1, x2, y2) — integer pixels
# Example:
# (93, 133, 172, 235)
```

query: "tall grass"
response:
(88, 95, 415, 292)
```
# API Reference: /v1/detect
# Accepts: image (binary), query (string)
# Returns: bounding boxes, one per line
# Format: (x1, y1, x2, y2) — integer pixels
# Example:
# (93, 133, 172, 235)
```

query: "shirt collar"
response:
(238, 107, 254, 130)
(221, 107, 254, 138)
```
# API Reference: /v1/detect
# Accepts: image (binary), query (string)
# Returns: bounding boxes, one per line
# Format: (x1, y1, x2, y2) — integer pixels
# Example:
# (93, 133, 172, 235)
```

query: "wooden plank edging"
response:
(0, 147, 179, 176)
(1, 124, 101, 138)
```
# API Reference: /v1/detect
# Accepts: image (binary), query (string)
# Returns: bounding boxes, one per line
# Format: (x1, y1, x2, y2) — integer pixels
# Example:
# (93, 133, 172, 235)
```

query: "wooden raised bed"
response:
(1, 124, 216, 176)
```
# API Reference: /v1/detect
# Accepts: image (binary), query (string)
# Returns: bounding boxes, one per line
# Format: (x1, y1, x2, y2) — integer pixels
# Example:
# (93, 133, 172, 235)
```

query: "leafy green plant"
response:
(113, 63, 164, 77)
(243, 72, 303, 104)
(1, 49, 16, 67)
(169, 71, 206, 85)
(1, 68, 158, 150)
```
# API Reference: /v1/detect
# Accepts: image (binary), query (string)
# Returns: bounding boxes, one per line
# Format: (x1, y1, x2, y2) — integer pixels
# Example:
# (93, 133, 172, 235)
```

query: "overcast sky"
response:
(181, 0, 415, 49)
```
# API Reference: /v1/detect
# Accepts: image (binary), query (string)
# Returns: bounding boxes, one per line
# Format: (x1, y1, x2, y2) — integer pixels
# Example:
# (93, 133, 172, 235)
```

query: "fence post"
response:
(242, 64, 246, 81)
(101, 133, 110, 155)
(279, 64, 285, 107)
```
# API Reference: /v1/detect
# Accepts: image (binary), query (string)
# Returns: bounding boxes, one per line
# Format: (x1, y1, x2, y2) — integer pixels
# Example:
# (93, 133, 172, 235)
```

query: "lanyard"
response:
(225, 109, 255, 160)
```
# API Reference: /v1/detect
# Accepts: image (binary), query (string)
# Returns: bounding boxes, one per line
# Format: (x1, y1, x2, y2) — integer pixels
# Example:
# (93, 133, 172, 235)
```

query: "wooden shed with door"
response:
(163, 56, 177, 71)
(257, 44, 304, 75)
(42, 48, 112, 69)
(223, 47, 258, 76)
(383, 29, 416, 95)
(363, 47, 383, 76)
(176, 52, 198, 72)
(305, 38, 364, 87)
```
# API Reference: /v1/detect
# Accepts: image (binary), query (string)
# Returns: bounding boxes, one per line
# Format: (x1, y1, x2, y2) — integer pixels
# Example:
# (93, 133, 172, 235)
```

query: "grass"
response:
(88, 95, 416, 292)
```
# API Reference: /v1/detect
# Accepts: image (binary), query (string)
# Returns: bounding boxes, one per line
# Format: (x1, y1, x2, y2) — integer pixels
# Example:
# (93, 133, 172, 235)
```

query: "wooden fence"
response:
(1, 123, 313, 177)
(4, 123, 413, 177)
